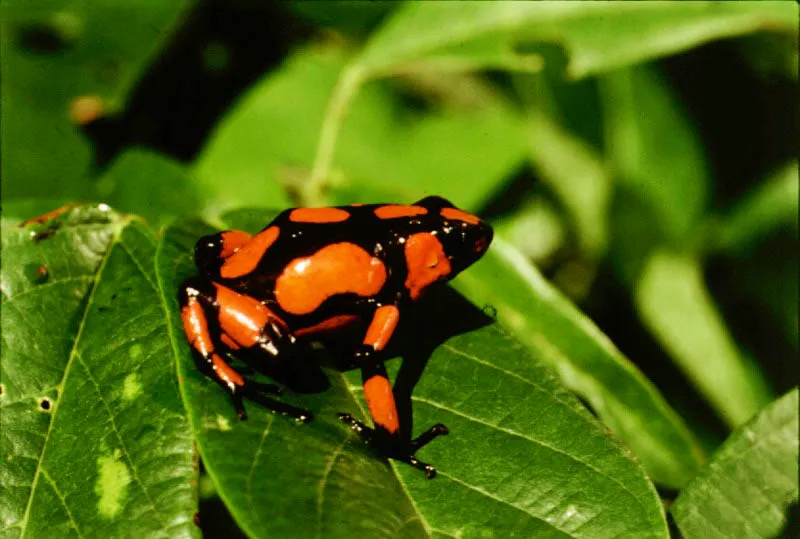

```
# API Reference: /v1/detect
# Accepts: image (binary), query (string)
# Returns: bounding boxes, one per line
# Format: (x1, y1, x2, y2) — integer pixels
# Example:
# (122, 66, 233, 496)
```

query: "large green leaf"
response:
(453, 238, 703, 489)
(156, 213, 669, 538)
(0, 206, 198, 538)
(352, 2, 796, 80)
(671, 388, 799, 538)
(196, 47, 526, 212)
(1, 0, 192, 199)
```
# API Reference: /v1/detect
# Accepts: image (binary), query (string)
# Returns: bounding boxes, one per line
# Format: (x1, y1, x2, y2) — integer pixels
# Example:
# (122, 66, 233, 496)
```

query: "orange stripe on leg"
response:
(182, 298, 215, 357)
(211, 353, 244, 388)
(220, 333, 241, 350)
(181, 298, 244, 388)
(364, 375, 400, 434)
(363, 305, 399, 351)
(213, 283, 286, 348)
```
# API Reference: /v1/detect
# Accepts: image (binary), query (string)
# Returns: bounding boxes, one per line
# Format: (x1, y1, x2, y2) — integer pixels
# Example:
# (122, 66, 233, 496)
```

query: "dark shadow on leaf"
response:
(391, 286, 494, 438)
(222, 286, 493, 434)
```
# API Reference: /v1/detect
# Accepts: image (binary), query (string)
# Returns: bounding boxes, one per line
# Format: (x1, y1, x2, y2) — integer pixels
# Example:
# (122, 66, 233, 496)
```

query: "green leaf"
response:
(1, 206, 198, 538)
(714, 161, 799, 254)
(514, 73, 611, 258)
(353, 2, 797, 80)
(95, 149, 203, 228)
(671, 388, 799, 538)
(156, 214, 669, 538)
(453, 238, 704, 489)
(196, 47, 526, 212)
(635, 250, 774, 427)
(601, 65, 708, 248)
(1, 0, 192, 199)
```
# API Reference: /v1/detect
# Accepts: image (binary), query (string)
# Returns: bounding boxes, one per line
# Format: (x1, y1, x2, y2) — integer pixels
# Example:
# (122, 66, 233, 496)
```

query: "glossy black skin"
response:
(194, 195, 493, 330)
(181, 195, 493, 477)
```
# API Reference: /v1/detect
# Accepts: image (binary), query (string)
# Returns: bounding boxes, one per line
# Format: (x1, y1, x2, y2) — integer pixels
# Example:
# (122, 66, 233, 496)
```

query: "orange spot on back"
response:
(220, 230, 252, 258)
(441, 207, 480, 225)
(214, 284, 284, 347)
(404, 233, 451, 300)
(364, 375, 399, 434)
(363, 305, 400, 351)
(374, 205, 427, 219)
(289, 207, 350, 223)
(220, 226, 279, 279)
(275, 243, 387, 315)
(295, 315, 359, 337)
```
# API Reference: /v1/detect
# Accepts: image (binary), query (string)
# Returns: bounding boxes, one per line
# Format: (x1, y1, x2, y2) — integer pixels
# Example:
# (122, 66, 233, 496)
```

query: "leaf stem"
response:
(306, 65, 364, 207)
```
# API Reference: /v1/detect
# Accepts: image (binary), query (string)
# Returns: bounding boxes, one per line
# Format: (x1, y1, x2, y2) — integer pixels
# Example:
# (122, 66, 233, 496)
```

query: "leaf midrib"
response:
(13, 223, 122, 538)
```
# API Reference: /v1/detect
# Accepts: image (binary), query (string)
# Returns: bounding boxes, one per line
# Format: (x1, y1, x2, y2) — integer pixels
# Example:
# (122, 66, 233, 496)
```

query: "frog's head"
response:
(402, 196, 493, 300)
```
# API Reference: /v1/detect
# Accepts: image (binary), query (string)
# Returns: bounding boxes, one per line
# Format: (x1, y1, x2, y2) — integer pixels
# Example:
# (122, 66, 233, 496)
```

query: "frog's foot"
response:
(338, 413, 448, 479)
(234, 380, 313, 423)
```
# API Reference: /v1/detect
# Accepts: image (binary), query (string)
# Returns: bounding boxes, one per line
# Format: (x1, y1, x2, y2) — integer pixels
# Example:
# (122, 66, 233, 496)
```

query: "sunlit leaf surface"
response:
(1, 207, 198, 538)
(671, 389, 798, 538)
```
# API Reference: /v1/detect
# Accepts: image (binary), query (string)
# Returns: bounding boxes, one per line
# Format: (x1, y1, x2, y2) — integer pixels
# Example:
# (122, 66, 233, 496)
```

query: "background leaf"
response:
(195, 47, 526, 213)
(1, 0, 192, 199)
(713, 161, 799, 254)
(671, 388, 799, 538)
(156, 214, 669, 539)
(95, 149, 202, 228)
(0, 207, 197, 538)
(352, 2, 796, 80)
(453, 239, 704, 489)
(635, 251, 774, 427)
(600, 65, 775, 426)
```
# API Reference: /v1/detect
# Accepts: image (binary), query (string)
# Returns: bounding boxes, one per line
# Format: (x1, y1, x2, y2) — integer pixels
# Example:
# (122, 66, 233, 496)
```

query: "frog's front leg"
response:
(338, 305, 448, 479)
(179, 276, 312, 423)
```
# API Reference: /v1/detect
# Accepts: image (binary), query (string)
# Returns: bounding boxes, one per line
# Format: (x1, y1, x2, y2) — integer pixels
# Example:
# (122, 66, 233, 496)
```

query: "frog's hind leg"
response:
(179, 276, 311, 422)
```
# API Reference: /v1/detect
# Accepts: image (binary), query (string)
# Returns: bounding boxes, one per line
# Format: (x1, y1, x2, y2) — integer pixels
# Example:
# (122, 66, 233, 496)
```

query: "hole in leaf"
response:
(24, 263, 50, 284)
(39, 398, 51, 411)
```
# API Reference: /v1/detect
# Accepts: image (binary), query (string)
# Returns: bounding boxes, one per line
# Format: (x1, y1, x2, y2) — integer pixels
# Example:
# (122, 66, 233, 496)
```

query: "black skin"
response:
(179, 196, 493, 478)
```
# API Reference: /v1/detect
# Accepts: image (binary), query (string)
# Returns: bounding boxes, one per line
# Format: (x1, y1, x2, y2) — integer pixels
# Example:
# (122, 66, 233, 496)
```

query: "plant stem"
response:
(306, 65, 364, 207)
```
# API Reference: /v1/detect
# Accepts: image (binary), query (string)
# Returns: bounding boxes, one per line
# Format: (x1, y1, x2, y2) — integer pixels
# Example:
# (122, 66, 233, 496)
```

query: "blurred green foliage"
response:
(1, 2, 797, 538)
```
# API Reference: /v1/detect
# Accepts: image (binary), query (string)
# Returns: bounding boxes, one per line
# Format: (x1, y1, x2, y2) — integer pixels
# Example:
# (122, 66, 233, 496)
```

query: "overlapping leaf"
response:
(156, 212, 669, 538)
(601, 65, 775, 426)
(0, 207, 197, 538)
(671, 389, 799, 538)
(352, 2, 796, 80)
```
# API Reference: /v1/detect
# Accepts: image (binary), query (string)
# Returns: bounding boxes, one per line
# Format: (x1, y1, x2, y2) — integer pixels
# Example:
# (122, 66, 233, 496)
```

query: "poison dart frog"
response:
(179, 196, 493, 478)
